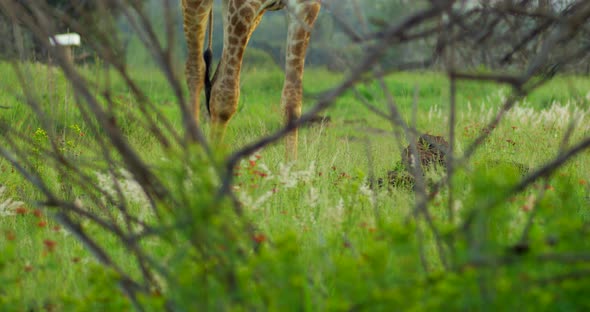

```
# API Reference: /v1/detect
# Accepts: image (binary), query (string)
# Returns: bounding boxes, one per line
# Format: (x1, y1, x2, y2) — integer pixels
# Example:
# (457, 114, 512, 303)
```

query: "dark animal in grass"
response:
(401, 134, 449, 170)
(377, 134, 450, 190)
(382, 169, 416, 188)
(378, 134, 529, 191)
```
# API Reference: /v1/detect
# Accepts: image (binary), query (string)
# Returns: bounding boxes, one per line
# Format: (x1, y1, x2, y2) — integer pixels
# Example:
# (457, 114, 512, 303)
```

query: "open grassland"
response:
(1, 61, 590, 310)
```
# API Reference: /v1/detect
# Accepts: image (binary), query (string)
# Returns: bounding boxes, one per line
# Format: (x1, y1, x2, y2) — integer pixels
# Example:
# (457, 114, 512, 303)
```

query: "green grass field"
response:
(1, 61, 590, 310)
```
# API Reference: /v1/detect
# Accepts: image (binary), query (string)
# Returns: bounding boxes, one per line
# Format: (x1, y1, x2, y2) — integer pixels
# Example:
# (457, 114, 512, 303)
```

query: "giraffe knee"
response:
(210, 85, 240, 122)
(211, 100, 238, 123)
(217, 106, 238, 122)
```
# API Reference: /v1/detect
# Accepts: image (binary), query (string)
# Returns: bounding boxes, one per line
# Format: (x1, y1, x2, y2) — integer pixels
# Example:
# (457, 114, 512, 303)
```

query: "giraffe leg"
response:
(182, 0, 213, 124)
(209, 0, 264, 143)
(282, 1, 320, 161)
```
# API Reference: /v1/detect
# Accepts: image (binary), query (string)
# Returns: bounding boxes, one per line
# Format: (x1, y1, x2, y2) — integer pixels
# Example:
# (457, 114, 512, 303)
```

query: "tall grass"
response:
(1, 62, 590, 309)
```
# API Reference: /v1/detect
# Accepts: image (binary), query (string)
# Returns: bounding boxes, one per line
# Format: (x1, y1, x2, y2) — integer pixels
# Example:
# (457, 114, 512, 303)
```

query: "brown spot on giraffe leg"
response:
(281, 2, 320, 161)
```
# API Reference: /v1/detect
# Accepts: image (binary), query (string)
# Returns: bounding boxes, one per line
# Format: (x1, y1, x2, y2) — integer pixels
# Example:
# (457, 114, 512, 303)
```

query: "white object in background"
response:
(49, 33, 81, 46)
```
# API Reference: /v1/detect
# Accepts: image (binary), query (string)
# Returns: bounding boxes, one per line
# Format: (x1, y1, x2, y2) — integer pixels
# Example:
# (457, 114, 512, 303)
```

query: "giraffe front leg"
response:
(209, 74, 240, 144)
(282, 1, 320, 161)
(182, 0, 213, 124)
(209, 0, 264, 145)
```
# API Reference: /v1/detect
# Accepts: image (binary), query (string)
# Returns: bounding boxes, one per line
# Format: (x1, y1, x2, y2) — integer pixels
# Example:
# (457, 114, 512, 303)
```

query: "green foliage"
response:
(1, 62, 590, 310)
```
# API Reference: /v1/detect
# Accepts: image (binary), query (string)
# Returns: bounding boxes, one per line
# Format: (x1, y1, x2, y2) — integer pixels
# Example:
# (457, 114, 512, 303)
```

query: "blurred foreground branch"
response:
(0, 0, 590, 310)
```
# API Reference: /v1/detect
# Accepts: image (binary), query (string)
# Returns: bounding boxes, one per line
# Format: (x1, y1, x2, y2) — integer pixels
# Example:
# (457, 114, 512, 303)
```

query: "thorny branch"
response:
(0, 0, 589, 307)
